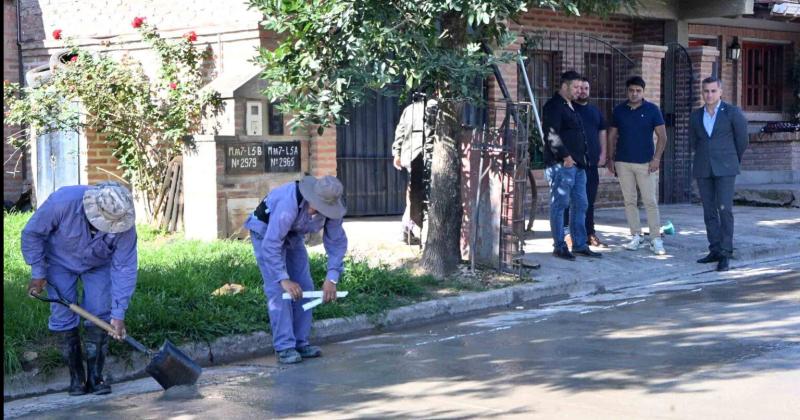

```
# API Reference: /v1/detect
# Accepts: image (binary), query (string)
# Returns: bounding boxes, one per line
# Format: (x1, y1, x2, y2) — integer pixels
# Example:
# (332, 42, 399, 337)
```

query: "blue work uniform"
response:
(245, 181, 348, 352)
(21, 185, 138, 331)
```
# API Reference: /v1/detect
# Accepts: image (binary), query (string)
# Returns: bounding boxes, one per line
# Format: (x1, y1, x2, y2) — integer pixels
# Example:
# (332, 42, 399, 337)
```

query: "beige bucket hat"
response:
(298, 175, 346, 219)
(82, 181, 136, 233)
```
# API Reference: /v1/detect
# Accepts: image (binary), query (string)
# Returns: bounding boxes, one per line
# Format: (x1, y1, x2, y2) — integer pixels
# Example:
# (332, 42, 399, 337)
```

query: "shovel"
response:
(31, 286, 202, 390)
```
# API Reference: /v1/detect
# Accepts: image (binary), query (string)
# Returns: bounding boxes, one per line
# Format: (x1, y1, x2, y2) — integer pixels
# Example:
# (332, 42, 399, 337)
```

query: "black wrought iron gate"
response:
(660, 43, 695, 204)
(520, 31, 636, 166)
(336, 90, 406, 216)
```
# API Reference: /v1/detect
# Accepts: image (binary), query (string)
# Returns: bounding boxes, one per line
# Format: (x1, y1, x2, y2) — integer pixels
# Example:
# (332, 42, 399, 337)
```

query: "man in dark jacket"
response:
(542, 71, 602, 260)
(691, 77, 749, 271)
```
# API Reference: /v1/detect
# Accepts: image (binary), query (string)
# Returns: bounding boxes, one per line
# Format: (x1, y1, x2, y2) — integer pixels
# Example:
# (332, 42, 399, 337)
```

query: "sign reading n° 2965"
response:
(266, 141, 301, 173)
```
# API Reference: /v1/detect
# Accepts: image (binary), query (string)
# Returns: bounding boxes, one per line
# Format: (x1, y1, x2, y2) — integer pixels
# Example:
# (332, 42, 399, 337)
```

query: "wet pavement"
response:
(7, 257, 799, 419)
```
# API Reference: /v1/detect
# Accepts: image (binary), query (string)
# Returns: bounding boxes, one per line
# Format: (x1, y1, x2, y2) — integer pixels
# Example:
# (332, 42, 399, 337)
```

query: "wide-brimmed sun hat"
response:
(82, 181, 136, 233)
(298, 175, 346, 219)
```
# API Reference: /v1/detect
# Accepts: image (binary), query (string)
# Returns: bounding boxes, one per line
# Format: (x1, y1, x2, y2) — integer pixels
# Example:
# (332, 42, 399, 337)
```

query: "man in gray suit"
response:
(691, 77, 749, 271)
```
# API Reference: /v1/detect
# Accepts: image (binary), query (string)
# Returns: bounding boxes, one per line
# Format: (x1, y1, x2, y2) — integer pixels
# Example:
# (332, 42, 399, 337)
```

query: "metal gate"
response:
(336, 90, 406, 217)
(35, 127, 81, 206)
(520, 31, 636, 168)
(660, 43, 695, 204)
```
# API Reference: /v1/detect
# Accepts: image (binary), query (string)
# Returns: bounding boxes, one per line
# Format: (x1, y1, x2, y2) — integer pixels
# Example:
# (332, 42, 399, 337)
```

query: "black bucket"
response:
(145, 340, 202, 390)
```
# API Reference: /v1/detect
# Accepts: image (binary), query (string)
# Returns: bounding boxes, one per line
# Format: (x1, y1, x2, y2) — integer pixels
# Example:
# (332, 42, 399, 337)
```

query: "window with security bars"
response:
(742, 43, 784, 112)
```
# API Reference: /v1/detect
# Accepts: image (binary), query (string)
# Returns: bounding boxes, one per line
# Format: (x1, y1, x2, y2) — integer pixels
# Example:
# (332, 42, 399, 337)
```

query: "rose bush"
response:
(3, 19, 222, 228)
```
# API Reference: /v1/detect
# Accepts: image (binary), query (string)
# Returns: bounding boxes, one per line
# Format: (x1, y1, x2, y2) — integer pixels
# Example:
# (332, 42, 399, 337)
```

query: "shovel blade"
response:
(145, 340, 202, 390)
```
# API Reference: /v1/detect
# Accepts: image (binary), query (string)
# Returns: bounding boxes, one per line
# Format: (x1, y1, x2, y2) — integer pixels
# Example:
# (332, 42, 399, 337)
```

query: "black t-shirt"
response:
(573, 102, 606, 166)
(542, 93, 588, 168)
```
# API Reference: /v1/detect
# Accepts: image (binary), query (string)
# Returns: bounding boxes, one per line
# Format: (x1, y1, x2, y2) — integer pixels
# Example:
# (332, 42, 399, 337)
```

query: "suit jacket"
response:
(690, 101, 749, 178)
(392, 99, 438, 170)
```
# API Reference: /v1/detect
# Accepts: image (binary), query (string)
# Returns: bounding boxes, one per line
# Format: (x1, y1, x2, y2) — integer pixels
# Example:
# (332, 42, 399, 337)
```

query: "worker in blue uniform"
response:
(23, 181, 138, 396)
(245, 175, 348, 364)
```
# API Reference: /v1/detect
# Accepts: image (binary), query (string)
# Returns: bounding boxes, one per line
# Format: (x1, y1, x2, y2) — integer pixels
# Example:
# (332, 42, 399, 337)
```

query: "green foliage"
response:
(3, 212, 433, 376)
(248, 0, 637, 131)
(2, 20, 222, 207)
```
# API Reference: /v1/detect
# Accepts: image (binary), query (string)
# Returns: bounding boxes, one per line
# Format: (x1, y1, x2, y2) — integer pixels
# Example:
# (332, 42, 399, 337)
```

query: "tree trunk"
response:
(420, 11, 467, 278)
(421, 100, 464, 277)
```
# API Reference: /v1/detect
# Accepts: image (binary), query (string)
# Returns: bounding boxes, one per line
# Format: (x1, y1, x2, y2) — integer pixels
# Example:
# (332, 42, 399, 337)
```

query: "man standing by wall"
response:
(607, 76, 668, 255)
(392, 94, 437, 245)
(691, 77, 749, 271)
(542, 71, 602, 260)
(566, 77, 608, 248)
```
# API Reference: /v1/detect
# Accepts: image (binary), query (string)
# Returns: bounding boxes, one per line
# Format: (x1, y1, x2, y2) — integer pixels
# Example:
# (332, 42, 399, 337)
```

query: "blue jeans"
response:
(545, 164, 589, 251)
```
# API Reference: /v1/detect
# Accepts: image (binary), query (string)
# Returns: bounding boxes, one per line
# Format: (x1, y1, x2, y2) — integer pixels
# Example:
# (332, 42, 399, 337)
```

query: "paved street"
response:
(6, 257, 799, 419)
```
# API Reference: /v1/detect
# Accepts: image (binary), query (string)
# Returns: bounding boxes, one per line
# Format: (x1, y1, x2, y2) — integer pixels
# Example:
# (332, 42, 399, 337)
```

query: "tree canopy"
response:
(250, 0, 636, 130)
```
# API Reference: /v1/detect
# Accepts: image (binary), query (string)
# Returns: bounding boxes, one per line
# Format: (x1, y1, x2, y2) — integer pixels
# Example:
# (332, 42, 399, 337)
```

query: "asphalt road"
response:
(6, 258, 799, 419)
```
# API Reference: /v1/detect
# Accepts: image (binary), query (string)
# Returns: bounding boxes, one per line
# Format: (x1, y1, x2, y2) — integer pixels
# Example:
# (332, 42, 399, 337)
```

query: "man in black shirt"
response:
(542, 71, 602, 260)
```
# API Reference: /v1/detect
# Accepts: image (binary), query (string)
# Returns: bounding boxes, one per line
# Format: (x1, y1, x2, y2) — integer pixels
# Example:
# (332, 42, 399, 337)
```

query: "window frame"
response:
(741, 42, 784, 112)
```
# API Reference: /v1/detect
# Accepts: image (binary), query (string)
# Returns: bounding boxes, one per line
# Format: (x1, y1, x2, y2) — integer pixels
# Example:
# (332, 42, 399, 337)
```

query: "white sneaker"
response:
(651, 237, 666, 255)
(623, 235, 643, 250)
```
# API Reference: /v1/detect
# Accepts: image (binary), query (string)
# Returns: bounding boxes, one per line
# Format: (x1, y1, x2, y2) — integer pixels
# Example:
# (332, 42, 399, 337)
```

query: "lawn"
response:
(3, 211, 436, 376)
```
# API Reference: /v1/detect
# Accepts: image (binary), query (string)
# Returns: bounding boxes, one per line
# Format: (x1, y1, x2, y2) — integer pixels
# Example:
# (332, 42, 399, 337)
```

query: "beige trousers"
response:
(615, 161, 661, 237)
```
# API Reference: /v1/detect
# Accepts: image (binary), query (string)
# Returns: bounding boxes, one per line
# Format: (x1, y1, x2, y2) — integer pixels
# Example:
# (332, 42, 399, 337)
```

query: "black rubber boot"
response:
(55, 328, 86, 396)
(85, 326, 112, 395)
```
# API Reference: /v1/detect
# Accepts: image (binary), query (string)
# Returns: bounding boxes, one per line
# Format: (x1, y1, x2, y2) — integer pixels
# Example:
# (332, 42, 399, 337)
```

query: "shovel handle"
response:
(67, 303, 149, 354)
(68, 303, 116, 335)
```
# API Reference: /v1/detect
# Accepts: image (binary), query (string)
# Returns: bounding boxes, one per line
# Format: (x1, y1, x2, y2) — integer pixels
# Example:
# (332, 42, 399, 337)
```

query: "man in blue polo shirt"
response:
(607, 76, 668, 255)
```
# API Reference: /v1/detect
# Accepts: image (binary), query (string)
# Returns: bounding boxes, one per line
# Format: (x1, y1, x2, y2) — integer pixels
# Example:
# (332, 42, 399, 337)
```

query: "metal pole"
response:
(518, 56, 544, 141)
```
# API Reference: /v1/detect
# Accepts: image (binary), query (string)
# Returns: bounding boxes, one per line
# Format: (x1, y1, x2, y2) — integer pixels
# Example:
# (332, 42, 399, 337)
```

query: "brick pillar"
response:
(688, 46, 721, 108)
(627, 44, 668, 105)
(309, 124, 337, 177)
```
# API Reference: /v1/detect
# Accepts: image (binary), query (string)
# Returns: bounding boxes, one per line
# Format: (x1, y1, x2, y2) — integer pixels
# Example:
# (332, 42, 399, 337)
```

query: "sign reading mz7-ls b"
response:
(266, 141, 301, 173)
(225, 143, 265, 174)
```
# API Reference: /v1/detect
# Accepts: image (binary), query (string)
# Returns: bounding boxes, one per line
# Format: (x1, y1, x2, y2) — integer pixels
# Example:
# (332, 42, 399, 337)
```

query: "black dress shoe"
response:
(697, 252, 721, 264)
(552, 248, 576, 261)
(716, 256, 730, 271)
(574, 248, 602, 258)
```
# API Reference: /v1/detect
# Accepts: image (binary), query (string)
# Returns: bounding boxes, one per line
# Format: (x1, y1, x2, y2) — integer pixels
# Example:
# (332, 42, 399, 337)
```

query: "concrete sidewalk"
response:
(520, 204, 800, 285)
(5, 204, 799, 400)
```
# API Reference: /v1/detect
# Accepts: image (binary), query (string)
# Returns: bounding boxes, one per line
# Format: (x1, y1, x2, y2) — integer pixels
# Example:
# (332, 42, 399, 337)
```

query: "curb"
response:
(5, 246, 800, 401)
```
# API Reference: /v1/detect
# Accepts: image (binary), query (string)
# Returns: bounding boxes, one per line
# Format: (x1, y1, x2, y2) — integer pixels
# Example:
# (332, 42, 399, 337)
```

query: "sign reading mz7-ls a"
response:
(266, 141, 301, 173)
(225, 143, 265, 174)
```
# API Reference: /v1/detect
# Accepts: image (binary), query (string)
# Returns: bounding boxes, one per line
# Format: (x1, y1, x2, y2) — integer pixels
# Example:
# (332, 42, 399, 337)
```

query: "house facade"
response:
(3, 1, 798, 247)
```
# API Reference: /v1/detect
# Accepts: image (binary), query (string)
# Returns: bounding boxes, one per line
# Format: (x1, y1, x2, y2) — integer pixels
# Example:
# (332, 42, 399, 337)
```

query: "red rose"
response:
(70, 56, 78, 62)
(169, 82, 177, 90)
(132, 17, 145, 28)
(184, 31, 197, 42)
(53, 29, 62, 40)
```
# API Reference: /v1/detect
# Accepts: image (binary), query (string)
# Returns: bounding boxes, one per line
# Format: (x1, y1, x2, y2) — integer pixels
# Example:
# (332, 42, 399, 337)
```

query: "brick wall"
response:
(742, 136, 799, 171)
(83, 127, 123, 184)
(4, 0, 28, 202)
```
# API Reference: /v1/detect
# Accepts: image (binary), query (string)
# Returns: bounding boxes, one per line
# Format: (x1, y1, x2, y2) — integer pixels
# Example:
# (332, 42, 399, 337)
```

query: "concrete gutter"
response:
(5, 204, 800, 400)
